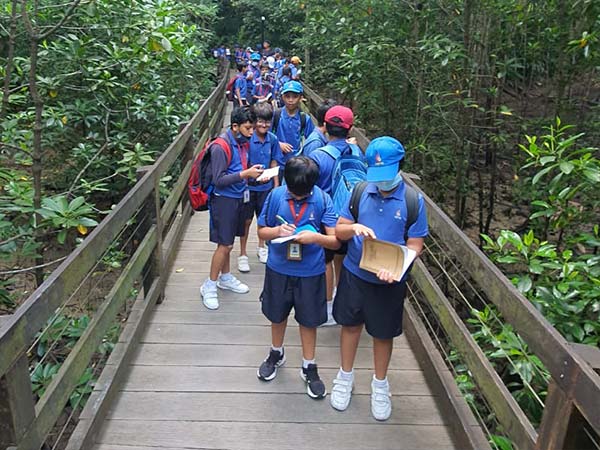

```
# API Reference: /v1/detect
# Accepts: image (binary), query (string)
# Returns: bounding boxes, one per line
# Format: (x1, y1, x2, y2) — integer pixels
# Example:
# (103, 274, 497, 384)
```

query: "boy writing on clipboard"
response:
(330, 137, 429, 421)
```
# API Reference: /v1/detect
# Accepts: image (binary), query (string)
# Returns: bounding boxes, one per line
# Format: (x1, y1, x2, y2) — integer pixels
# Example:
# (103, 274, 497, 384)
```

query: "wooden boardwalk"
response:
(90, 212, 467, 450)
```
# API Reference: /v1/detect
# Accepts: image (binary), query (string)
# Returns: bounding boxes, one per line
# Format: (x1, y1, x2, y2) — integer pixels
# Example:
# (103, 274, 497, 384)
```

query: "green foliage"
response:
(38, 196, 98, 244)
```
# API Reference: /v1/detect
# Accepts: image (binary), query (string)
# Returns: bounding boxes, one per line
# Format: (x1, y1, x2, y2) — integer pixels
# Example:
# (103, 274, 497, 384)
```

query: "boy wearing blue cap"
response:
(329, 136, 429, 421)
(271, 81, 314, 178)
(256, 156, 339, 399)
(234, 62, 249, 107)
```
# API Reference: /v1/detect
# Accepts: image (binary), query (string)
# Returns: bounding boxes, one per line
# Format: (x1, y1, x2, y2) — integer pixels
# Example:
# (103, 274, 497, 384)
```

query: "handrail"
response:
(0, 63, 229, 450)
(301, 81, 600, 449)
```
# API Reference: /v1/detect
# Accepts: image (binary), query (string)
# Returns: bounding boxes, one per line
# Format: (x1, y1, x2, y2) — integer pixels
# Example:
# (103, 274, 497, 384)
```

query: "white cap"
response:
(267, 56, 275, 69)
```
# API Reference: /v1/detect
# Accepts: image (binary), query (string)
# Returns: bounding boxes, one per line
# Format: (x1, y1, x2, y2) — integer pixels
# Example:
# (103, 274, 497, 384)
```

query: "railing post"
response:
(536, 344, 600, 450)
(0, 351, 36, 449)
(136, 167, 165, 304)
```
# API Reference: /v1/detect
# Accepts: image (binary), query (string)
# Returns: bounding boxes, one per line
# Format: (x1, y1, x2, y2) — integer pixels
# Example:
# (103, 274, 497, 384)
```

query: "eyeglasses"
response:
(256, 120, 272, 126)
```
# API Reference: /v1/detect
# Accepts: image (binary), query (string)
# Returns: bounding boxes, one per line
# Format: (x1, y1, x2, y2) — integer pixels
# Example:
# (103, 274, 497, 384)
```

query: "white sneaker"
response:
(330, 373, 353, 411)
(371, 378, 392, 421)
(238, 255, 250, 273)
(257, 247, 268, 264)
(321, 310, 337, 327)
(217, 274, 250, 294)
(200, 281, 219, 310)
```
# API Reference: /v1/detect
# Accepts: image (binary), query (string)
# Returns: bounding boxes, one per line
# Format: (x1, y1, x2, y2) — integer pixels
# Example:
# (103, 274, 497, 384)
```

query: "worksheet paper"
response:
(256, 166, 280, 182)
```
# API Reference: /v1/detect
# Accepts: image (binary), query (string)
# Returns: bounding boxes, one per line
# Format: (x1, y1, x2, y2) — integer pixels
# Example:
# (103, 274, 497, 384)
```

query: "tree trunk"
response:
(0, 0, 19, 119)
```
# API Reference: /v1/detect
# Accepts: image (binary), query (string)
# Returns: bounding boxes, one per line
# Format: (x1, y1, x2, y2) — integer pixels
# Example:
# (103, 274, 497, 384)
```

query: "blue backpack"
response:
(320, 143, 367, 213)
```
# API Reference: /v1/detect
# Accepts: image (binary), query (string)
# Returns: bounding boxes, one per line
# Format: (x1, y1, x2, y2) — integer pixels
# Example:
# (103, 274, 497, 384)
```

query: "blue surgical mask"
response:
(375, 172, 402, 192)
(252, 61, 258, 67)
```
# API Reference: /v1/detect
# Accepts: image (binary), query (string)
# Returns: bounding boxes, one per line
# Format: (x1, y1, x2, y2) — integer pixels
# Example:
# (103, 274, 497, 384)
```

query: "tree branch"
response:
(0, 256, 66, 276)
(38, 0, 82, 40)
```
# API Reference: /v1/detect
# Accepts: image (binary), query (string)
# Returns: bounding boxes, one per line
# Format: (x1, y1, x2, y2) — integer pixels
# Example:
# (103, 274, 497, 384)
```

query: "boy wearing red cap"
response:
(309, 105, 363, 325)
(330, 136, 429, 421)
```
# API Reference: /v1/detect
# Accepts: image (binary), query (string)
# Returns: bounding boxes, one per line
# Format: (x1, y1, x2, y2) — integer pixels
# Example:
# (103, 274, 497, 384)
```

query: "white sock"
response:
(372, 375, 389, 388)
(220, 272, 233, 281)
(327, 301, 333, 315)
(271, 345, 283, 355)
(338, 368, 353, 381)
(302, 358, 315, 369)
(204, 278, 217, 289)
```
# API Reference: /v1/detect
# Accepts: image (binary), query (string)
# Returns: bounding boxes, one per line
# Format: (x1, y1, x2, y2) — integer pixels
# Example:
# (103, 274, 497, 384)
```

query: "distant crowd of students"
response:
(199, 42, 429, 422)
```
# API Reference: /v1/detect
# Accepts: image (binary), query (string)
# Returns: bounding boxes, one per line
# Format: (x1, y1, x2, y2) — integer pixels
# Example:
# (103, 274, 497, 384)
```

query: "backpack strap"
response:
(213, 136, 232, 166)
(320, 144, 341, 160)
(272, 108, 282, 133)
(349, 181, 368, 222)
(300, 112, 307, 137)
(404, 184, 419, 242)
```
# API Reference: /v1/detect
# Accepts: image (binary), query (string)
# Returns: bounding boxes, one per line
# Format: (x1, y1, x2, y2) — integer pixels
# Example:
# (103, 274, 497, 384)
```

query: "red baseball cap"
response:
(324, 105, 354, 129)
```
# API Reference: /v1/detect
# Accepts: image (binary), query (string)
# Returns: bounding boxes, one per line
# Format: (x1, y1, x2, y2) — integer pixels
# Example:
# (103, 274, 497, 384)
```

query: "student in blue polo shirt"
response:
(252, 63, 274, 105)
(256, 156, 339, 399)
(234, 62, 249, 107)
(249, 52, 262, 80)
(329, 136, 428, 421)
(200, 107, 265, 311)
(272, 81, 314, 176)
(302, 99, 336, 156)
(309, 105, 361, 325)
(238, 103, 279, 271)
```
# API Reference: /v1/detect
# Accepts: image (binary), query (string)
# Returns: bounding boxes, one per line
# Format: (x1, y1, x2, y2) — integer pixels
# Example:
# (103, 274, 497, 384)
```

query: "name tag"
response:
(287, 242, 302, 261)
(243, 190, 250, 203)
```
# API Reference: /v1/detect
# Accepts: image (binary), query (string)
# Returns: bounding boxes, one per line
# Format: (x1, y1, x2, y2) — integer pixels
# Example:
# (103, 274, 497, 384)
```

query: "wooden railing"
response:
(0, 65, 229, 450)
(303, 83, 600, 450)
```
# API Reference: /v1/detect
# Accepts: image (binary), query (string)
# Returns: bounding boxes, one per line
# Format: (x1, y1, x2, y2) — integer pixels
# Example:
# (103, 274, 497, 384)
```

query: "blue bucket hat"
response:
(250, 52, 261, 61)
(365, 136, 405, 182)
(281, 80, 303, 95)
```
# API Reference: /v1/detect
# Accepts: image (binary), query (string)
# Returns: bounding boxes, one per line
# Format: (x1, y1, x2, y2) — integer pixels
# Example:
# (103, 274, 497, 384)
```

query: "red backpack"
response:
(225, 75, 241, 102)
(188, 136, 232, 211)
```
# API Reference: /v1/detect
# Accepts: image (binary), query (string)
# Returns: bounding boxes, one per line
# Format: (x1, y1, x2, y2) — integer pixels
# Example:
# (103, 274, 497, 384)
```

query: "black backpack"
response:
(349, 181, 419, 241)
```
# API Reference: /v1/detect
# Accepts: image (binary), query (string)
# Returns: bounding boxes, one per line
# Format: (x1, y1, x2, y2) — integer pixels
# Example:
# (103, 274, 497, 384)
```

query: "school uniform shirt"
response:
(211, 130, 249, 199)
(249, 65, 261, 80)
(341, 182, 429, 284)
(248, 131, 278, 192)
(309, 139, 351, 196)
(257, 186, 337, 277)
(302, 129, 328, 157)
(272, 109, 315, 166)
(234, 75, 247, 100)
(252, 81, 273, 99)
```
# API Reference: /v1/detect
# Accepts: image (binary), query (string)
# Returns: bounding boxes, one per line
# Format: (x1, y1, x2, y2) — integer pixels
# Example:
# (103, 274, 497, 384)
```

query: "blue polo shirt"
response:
(213, 130, 248, 198)
(341, 182, 429, 284)
(253, 81, 273, 99)
(234, 75, 247, 100)
(302, 129, 327, 157)
(257, 186, 337, 277)
(248, 131, 278, 192)
(309, 139, 352, 196)
(272, 109, 315, 165)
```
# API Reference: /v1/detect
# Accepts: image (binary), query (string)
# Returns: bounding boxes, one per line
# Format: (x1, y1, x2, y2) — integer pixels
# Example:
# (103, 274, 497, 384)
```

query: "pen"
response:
(275, 215, 289, 225)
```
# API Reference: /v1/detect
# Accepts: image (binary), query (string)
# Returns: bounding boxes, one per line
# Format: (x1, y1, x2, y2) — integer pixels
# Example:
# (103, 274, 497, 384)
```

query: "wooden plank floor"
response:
(91, 211, 465, 450)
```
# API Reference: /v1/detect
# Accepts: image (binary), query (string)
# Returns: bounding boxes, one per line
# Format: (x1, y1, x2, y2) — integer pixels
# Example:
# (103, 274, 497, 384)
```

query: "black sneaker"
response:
(257, 348, 286, 381)
(300, 363, 327, 399)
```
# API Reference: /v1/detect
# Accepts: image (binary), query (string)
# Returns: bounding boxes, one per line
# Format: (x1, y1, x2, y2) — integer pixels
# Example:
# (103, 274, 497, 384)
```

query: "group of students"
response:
(229, 41, 303, 108)
(199, 72, 428, 422)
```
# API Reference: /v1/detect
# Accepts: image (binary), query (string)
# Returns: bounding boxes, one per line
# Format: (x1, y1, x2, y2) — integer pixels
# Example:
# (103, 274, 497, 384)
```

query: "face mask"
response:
(235, 132, 249, 144)
(375, 172, 402, 192)
(252, 61, 258, 67)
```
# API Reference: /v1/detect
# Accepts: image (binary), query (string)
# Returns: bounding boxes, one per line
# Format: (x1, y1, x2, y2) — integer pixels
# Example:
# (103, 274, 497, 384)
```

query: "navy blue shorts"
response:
(260, 266, 327, 328)
(209, 194, 246, 245)
(243, 189, 270, 220)
(333, 266, 407, 339)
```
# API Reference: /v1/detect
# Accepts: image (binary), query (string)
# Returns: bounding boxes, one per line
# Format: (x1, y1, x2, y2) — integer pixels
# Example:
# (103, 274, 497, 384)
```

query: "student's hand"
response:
(280, 142, 294, 154)
(352, 224, 376, 239)
(346, 137, 357, 145)
(293, 231, 318, 244)
(278, 223, 296, 237)
(377, 269, 396, 284)
(241, 164, 264, 179)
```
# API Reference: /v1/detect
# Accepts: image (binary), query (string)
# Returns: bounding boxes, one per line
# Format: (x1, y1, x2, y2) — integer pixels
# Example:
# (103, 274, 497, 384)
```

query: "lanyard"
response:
(227, 130, 248, 170)
(288, 200, 308, 225)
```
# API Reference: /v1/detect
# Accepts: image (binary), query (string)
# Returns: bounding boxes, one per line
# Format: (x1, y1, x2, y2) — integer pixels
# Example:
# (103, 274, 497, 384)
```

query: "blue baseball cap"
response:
(365, 136, 405, 182)
(281, 80, 303, 95)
